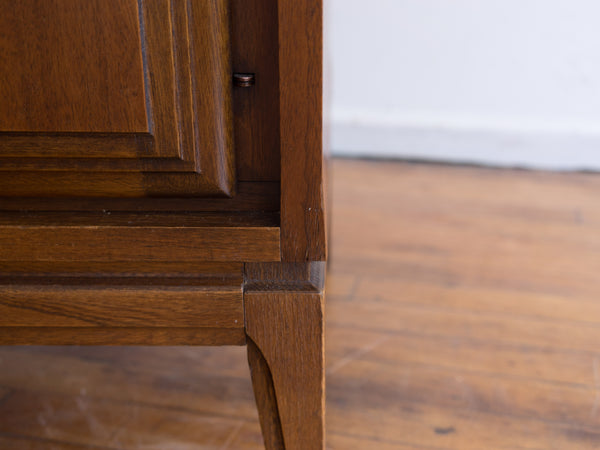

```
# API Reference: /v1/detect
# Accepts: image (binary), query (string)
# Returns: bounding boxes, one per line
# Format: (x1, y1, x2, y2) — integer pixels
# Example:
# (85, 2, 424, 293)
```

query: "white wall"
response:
(327, 0, 600, 170)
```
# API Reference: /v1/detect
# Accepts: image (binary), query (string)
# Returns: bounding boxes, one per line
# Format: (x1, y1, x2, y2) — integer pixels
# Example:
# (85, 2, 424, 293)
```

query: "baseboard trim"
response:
(330, 113, 600, 171)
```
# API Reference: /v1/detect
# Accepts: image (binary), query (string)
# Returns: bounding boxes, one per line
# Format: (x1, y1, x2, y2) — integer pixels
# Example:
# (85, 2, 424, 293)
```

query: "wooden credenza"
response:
(0, 1, 326, 448)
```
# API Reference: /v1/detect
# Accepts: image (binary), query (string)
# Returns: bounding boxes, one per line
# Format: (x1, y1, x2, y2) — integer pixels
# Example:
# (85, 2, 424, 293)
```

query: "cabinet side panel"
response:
(279, 0, 326, 261)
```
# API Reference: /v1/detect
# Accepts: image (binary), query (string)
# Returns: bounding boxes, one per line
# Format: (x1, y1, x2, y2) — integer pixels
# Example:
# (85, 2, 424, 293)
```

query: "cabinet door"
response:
(0, 0, 235, 197)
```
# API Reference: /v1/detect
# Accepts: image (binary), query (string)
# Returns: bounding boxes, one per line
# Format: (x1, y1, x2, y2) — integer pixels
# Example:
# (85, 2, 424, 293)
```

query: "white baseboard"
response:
(329, 110, 600, 171)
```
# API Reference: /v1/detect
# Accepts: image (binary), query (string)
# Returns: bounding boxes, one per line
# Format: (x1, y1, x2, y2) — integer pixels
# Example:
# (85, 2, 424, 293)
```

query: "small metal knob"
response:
(233, 73, 255, 87)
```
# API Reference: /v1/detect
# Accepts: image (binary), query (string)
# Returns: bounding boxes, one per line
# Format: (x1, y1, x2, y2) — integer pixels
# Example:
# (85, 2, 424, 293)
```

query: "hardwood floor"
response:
(2, 158, 600, 449)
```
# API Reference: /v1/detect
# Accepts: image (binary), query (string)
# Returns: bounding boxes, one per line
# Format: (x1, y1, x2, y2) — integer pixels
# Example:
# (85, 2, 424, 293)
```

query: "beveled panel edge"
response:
(0, 181, 279, 211)
(0, 133, 155, 158)
(0, 171, 234, 197)
(186, 0, 236, 195)
(244, 261, 325, 292)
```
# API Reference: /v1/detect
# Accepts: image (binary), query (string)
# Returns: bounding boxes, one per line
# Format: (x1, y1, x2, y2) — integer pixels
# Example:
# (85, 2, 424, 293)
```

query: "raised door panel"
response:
(0, 0, 148, 135)
(0, 0, 235, 197)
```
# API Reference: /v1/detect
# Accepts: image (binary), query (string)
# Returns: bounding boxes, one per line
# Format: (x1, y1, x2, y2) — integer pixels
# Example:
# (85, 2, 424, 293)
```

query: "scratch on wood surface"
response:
(591, 357, 600, 419)
(434, 426, 456, 435)
(327, 334, 391, 375)
(75, 396, 112, 440)
(220, 419, 245, 450)
(454, 375, 478, 411)
(346, 276, 360, 302)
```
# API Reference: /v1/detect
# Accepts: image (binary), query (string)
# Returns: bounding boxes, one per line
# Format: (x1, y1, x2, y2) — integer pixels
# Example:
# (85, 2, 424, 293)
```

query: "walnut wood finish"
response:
(0, 261, 247, 346)
(0, 263, 244, 345)
(0, 171, 237, 198)
(0, 261, 244, 346)
(0, 261, 242, 277)
(245, 261, 325, 291)
(0, 0, 147, 134)
(0, 213, 280, 263)
(232, 0, 280, 182)
(0, 181, 279, 211)
(0, 0, 235, 197)
(0, 327, 246, 346)
(0, 1, 327, 448)
(278, 0, 327, 261)
(245, 262, 325, 450)
(247, 338, 286, 449)
(0, 283, 242, 328)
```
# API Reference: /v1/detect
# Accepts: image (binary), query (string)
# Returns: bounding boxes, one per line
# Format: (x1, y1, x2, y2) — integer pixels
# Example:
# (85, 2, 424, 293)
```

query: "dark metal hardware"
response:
(233, 73, 255, 87)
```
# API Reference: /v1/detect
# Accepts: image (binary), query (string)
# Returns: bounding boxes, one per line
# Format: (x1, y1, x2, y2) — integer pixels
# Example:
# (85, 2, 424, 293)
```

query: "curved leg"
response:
(247, 337, 286, 449)
(245, 263, 325, 450)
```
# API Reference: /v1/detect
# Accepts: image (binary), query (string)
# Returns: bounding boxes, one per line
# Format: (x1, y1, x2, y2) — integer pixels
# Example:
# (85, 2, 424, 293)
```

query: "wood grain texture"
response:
(0, 347, 256, 448)
(0, 434, 96, 450)
(0, 284, 242, 328)
(278, 0, 326, 261)
(324, 159, 600, 448)
(0, 171, 238, 197)
(231, 0, 281, 181)
(0, 211, 278, 227)
(0, 133, 156, 159)
(0, 327, 246, 346)
(0, 261, 243, 278)
(1, 159, 600, 447)
(245, 261, 325, 292)
(187, 0, 236, 191)
(0, 223, 280, 262)
(247, 339, 286, 449)
(0, 261, 244, 346)
(0, 0, 236, 197)
(0, 0, 147, 133)
(245, 262, 325, 450)
(0, 389, 248, 448)
(0, 181, 279, 211)
(0, 345, 258, 419)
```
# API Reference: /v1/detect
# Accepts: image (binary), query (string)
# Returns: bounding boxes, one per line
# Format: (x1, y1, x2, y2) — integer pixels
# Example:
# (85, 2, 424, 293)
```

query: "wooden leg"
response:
(247, 337, 286, 449)
(245, 263, 325, 450)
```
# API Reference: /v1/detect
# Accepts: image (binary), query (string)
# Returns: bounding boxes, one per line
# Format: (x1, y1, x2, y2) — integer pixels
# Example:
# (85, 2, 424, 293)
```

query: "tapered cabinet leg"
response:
(245, 288, 325, 450)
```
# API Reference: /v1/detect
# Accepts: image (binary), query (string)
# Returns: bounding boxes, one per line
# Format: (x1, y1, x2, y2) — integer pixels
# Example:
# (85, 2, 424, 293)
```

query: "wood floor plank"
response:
(324, 272, 357, 298)
(330, 219, 600, 299)
(362, 328, 600, 389)
(0, 347, 258, 421)
(0, 434, 113, 450)
(27, 346, 251, 380)
(331, 159, 600, 220)
(0, 390, 242, 450)
(327, 299, 600, 354)
(354, 278, 600, 325)
(219, 421, 265, 449)
(328, 432, 428, 450)
(327, 359, 600, 440)
(328, 404, 600, 450)
(0, 391, 130, 448)
(331, 160, 600, 299)
(328, 327, 600, 388)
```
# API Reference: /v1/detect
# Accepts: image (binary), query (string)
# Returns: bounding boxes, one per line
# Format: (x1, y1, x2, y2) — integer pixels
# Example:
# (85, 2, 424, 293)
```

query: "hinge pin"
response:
(233, 73, 255, 87)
